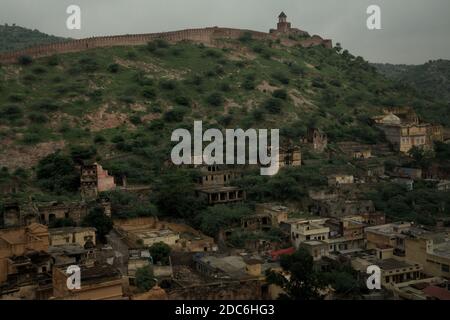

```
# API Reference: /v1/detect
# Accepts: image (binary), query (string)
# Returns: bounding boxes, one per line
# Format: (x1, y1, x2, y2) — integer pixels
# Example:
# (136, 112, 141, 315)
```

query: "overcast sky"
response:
(1, 0, 449, 64)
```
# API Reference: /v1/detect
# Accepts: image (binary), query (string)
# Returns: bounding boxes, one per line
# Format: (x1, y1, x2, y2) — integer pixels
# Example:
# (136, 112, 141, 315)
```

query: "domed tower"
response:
(277, 11, 291, 33)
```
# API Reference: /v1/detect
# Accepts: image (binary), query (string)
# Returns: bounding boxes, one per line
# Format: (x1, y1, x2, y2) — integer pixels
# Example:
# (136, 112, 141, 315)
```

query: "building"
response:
(303, 128, 328, 152)
(404, 231, 450, 279)
(0, 224, 52, 299)
(80, 163, 116, 200)
(52, 264, 124, 300)
(241, 204, 289, 231)
(392, 167, 423, 180)
(49, 227, 96, 248)
(269, 12, 309, 36)
(325, 216, 366, 253)
(0, 223, 49, 283)
(373, 110, 443, 153)
(365, 222, 413, 255)
(114, 217, 217, 253)
(196, 165, 243, 188)
(196, 186, 246, 205)
(337, 142, 372, 159)
(349, 249, 423, 287)
(285, 219, 330, 248)
(37, 201, 88, 226)
(277, 146, 302, 168)
(327, 174, 354, 187)
(299, 240, 329, 261)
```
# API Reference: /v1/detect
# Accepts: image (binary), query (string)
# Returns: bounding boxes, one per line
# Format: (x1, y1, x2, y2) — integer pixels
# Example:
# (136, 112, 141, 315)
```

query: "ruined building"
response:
(302, 128, 328, 152)
(195, 165, 246, 205)
(80, 163, 116, 200)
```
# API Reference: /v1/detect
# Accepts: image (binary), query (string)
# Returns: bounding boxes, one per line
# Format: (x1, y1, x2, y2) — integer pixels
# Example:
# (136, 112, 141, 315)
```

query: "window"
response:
(442, 264, 450, 273)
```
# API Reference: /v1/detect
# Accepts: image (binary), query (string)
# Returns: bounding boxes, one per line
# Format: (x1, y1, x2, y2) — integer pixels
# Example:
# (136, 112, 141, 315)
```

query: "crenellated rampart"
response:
(0, 27, 331, 64)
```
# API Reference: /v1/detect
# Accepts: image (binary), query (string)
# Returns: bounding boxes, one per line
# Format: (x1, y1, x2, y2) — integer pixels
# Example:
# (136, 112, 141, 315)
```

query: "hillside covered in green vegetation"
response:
(1, 32, 450, 230)
(373, 59, 450, 104)
(0, 24, 68, 53)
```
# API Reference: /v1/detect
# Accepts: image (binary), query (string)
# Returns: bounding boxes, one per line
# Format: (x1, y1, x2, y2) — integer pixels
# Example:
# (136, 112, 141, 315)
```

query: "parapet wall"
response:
(0, 27, 332, 64)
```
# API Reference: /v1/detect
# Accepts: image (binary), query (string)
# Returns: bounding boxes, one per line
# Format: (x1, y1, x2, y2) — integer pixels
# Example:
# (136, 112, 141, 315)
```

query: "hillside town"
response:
(1, 11, 450, 302)
(1, 104, 450, 300)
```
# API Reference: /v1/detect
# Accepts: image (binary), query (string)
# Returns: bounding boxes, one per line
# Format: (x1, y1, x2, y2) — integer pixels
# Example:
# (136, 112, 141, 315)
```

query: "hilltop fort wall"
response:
(0, 27, 332, 64)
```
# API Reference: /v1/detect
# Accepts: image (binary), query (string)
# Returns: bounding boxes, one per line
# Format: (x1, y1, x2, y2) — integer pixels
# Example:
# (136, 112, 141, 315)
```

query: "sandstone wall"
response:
(0, 27, 331, 64)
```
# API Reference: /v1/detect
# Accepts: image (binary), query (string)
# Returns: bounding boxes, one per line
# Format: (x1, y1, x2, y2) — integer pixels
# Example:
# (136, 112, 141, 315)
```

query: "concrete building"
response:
(114, 217, 217, 253)
(0, 223, 49, 283)
(404, 231, 450, 279)
(327, 174, 354, 187)
(286, 219, 330, 248)
(49, 227, 96, 248)
(52, 264, 124, 300)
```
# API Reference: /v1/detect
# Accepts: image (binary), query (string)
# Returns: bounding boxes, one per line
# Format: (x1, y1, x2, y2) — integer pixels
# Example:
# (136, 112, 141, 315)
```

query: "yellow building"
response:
(52, 264, 125, 300)
(0, 223, 49, 283)
(405, 233, 450, 279)
(49, 227, 96, 248)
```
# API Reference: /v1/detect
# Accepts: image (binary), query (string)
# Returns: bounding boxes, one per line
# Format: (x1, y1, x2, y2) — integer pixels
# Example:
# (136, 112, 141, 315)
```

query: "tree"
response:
(266, 248, 326, 300)
(149, 242, 171, 265)
(152, 169, 204, 219)
(135, 265, 156, 292)
(36, 152, 80, 194)
(82, 206, 113, 242)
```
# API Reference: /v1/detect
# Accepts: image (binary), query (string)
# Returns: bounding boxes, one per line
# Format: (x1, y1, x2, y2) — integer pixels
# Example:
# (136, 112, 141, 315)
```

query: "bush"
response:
(31, 99, 59, 112)
(163, 107, 186, 122)
(18, 55, 33, 65)
(149, 242, 171, 265)
(47, 55, 59, 66)
(263, 98, 283, 114)
(107, 63, 120, 73)
(206, 92, 224, 106)
(272, 89, 288, 100)
(271, 71, 290, 85)
(94, 134, 106, 144)
(135, 266, 155, 292)
(174, 95, 190, 107)
(142, 87, 156, 99)
(32, 66, 47, 74)
(28, 112, 48, 123)
(159, 79, 177, 91)
(1, 105, 23, 120)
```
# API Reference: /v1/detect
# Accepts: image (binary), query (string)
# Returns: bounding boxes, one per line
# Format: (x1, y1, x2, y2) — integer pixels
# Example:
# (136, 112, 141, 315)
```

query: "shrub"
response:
(272, 89, 288, 100)
(18, 55, 33, 65)
(159, 79, 177, 91)
(47, 55, 59, 66)
(1, 105, 23, 120)
(107, 63, 120, 73)
(28, 112, 48, 123)
(142, 87, 156, 99)
(31, 99, 59, 112)
(94, 134, 106, 144)
(174, 95, 190, 107)
(163, 107, 186, 122)
(271, 71, 290, 85)
(32, 66, 47, 74)
(206, 92, 224, 106)
(263, 97, 283, 114)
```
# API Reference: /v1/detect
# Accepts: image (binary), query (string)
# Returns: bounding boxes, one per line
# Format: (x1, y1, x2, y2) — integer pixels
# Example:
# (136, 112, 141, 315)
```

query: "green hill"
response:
(1, 32, 449, 224)
(0, 24, 68, 53)
(373, 60, 450, 103)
